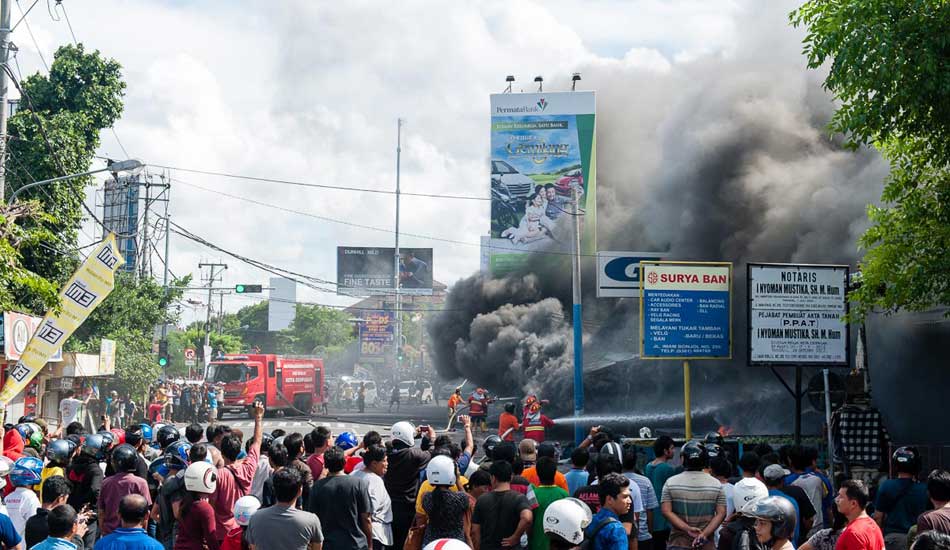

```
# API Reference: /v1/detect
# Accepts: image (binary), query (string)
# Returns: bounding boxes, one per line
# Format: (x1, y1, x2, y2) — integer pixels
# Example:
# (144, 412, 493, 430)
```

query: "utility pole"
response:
(198, 262, 227, 353)
(0, 0, 13, 201)
(393, 118, 402, 384)
(571, 185, 585, 445)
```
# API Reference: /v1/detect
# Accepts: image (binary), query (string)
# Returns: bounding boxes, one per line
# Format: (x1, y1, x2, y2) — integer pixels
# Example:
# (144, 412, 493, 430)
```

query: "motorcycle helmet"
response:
(110, 428, 126, 446)
(599, 441, 623, 460)
(680, 440, 709, 470)
(10, 456, 44, 487)
(164, 441, 193, 471)
(335, 432, 359, 451)
(705, 443, 723, 459)
(733, 477, 769, 514)
(893, 446, 921, 475)
(423, 541, 471, 550)
(111, 444, 139, 473)
(426, 455, 457, 486)
(391, 421, 415, 447)
(543, 498, 593, 545)
(156, 425, 181, 450)
(704, 431, 725, 447)
(482, 435, 502, 460)
(17, 415, 36, 425)
(82, 433, 107, 461)
(98, 430, 116, 449)
(14, 424, 33, 442)
(259, 433, 275, 455)
(47, 439, 75, 463)
(150, 423, 167, 448)
(746, 496, 797, 541)
(184, 462, 217, 494)
(0, 456, 14, 477)
(233, 495, 262, 526)
(148, 456, 170, 483)
(140, 423, 154, 443)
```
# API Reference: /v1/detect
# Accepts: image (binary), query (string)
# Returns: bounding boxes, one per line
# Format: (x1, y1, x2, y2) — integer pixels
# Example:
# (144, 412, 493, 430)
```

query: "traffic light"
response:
(234, 284, 263, 293)
(157, 339, 169, 367)
(397, 347, 405, 363)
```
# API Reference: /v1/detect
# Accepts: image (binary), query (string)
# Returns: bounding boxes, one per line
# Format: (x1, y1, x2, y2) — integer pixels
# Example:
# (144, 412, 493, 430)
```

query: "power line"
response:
(53, 1, 77, 44)
(172, 176, 595, 258)
(180, 286, 457, 313)
(154, 164, 489, 201)
(15, 0, 49, 71)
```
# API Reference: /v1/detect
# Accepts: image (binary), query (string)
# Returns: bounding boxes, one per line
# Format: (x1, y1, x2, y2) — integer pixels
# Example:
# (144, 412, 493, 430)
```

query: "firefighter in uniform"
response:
(522, 394, 554, 443)
(468, 388, 490, 435)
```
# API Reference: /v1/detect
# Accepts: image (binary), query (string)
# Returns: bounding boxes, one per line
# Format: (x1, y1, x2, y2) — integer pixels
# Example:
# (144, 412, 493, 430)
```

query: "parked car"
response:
(554, 169, 583, 196)
(347, 379, 378, 407)
(398, 380, 433, 404)
(492, 160, 536, 203)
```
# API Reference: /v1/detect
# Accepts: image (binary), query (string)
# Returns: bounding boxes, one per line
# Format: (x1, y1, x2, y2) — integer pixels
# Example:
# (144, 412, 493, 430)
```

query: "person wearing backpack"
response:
(585, 473, 632, 550)
(717, 478, 769, 550)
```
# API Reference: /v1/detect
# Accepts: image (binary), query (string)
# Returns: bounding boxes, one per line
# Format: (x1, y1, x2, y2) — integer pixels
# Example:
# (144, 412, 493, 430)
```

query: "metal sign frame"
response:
(746, 262, 851, 368)
(639, 260, 734, 360)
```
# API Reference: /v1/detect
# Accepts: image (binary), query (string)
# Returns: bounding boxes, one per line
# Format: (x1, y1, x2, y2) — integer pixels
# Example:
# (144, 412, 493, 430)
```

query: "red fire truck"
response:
(206, 354, 325, 419)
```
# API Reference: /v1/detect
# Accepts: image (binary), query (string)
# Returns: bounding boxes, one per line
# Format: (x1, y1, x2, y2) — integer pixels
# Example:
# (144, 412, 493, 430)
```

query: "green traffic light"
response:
(235, 285, 245, 293)
(158, 357, 168, 367)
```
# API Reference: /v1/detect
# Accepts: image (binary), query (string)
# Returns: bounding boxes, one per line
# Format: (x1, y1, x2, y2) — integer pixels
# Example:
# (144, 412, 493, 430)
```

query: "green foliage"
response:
(791, 0, 950, 317)
(7, 44, 126, 286)
(0, 203, 60, 313)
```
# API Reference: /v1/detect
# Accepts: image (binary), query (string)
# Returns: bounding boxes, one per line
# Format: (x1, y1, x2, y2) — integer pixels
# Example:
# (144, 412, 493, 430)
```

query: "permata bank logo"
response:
(495, 97, 548, 114)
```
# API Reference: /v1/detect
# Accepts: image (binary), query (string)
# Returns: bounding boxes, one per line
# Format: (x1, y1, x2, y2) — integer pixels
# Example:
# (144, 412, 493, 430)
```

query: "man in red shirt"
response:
(522, 398, 554, 443)
(306, 426, 331, 481)
(836, 479, 885, 550)
(211, 401, 264, 544)
(498, 403, 521, 442)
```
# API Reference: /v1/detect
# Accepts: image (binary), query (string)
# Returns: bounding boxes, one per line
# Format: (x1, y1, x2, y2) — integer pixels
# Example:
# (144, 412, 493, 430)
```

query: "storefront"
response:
(0, 311, 63, 422)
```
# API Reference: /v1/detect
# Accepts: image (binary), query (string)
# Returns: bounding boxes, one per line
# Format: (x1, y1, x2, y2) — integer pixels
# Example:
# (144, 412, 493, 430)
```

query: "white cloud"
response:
(13, 0, 763, 324)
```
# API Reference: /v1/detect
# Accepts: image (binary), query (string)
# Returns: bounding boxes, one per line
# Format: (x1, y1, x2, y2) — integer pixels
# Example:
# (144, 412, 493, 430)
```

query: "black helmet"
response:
(681, 440, 709, 469)
(704, 431, 724, 446)
(112, 444, 139, 473)
(483, 435, 502, 460)
(17, 415, 36, 424)
(98, 430, 116, 449)
(156, 425, 181, 450)
(47, 439, 74, 463)
(260, 433, 275, 455)
(706, 443, 723, 459)
(892, 446, 921, 475)
(746, 496, 797, 541)
(82, 434, 107, 460)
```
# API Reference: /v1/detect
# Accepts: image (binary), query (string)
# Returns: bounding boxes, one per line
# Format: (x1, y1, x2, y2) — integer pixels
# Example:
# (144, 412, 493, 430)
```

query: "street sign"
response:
(596, 251, 665, 298)
(184, 348, 196, 361)
(748, 263, 849, 366)
(185, 359, 197, 367)
(640, 261, 733, 359)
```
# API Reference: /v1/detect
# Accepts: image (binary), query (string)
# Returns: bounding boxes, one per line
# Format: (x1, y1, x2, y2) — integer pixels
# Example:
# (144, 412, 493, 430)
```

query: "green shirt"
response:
(530, 485, 569, 550)
(646, 461, 677, 532)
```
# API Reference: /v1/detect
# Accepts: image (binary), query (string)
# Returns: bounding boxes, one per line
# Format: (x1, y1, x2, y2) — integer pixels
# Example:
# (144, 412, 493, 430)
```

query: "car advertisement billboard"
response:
(337, 246, 433, 296)
(748, 263, 849, 366)
(489, 91, 596, 276)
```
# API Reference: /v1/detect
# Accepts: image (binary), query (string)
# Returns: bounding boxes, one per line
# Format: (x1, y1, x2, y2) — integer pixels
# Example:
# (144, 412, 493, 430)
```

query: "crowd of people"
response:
(0, 398, 944, 550)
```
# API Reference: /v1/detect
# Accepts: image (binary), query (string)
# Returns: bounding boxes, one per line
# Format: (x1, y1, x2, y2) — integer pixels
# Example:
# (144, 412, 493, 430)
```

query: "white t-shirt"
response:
(352, 469, 393, 546)
(6, 486, 39, 538)
(60, 397, 83, 425)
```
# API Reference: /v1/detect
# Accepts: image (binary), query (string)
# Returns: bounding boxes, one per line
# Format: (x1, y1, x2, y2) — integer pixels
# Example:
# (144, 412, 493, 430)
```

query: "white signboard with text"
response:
(748, 263, 849, 366)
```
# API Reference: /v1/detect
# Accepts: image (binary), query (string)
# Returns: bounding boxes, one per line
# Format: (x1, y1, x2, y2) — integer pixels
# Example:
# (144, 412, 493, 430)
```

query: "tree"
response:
(0, 202, 59, 313)
(791, 1, 950, 318)
(7, 44, 126, 286)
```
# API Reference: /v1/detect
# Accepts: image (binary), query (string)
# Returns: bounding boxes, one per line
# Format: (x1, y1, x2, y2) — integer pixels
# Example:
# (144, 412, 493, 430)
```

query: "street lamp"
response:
(8, 158, 145, 202)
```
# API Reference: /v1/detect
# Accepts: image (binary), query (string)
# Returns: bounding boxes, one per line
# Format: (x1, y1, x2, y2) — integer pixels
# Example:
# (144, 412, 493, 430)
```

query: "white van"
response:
(348, 380, 378, 407)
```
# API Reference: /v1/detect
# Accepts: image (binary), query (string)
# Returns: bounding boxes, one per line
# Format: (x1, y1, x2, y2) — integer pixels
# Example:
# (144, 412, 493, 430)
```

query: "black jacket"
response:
(25, 508, 86, 549)
(66, 455, 103, 511)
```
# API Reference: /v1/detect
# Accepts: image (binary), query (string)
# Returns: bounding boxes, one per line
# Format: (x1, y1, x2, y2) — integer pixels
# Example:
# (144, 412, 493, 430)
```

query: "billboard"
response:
(748, 263, 849, 366)
(102, 176, 140, 273)
(268, 277, 296, 331)
(489, 91, 596, 275)
(640, 261, 733, 360)
(596, 251, 665, 298)
(337, 247, 433, 296)
(359, 310, 394, 365)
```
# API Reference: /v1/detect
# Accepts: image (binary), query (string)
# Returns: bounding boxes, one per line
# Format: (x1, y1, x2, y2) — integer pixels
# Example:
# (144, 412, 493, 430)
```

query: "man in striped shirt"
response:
(661, 441, 727, 550)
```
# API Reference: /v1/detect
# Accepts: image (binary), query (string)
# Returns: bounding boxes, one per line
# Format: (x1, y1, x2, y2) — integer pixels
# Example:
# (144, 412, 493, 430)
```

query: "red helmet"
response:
(110, 428, 126, 446)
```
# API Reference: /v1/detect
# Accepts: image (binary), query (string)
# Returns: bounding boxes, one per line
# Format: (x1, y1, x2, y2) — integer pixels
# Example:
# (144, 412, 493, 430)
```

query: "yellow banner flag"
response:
(0, 234, 125, 404)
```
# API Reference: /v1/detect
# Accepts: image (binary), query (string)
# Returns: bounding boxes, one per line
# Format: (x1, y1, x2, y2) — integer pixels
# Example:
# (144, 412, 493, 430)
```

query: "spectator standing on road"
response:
(800, 509, 848, 550)
(746, 496, 797, 550)
(661, 441, 727, 550)
(420, 455, 471, 547)
(389, 386, 400, 414)
(587, 473, 633, 550)
(94, 494, 163, 550)
(59, 390, 91, 434)
(352, 445, 393, 550)
(762, 463, 815, 546)
(917, 470, 950, 537)
(524, 443, 570, 493)
(385, 422, 433, 550)
(285, 433, 314, 508)
(25, 476, 84, 550)
(210, 402, 264, 544)
(873, 447, 929, 550)
(248, 469, 323, 550)
(472, 460, 532, 550)
(647, 435, 678, 549)
(717, 477, 769, 550)
(98, 445, 152, 537)
(207, 385, 219, 424)
(834, 480, 884, 550)
(787, 446, 830, 533)
(624, 447, 660, 550)
(174, 462, 220, 550)
(307, 446, 372, 550)
(307, 427, 331, 481)
(530, 457, 570, 550)
(358, 383, 366, 414)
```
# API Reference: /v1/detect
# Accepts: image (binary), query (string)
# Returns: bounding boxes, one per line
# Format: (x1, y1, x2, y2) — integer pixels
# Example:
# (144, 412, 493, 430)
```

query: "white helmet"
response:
(423, 539, 471, 550)
(0, 456, 15, 477)
(233, 495, 261, 526)
(427, 455, 457, 486)
(733, 477, 769, 514)
(544, 498, 593, 545)
(184, 461, 217, 493)
(391, 421, 415, 447)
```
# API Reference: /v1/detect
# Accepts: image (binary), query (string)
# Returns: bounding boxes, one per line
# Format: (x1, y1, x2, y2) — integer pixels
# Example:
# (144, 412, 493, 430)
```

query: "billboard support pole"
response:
(823, 368, 835, 484)
(571, 186, 584, 446)
(794, 365, 803, 445)
(683, 360, 692, 439)
(393, 118, 403, 383)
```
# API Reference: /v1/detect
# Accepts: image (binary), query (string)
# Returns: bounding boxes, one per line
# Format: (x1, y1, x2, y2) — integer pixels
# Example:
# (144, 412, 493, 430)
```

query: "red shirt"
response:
(211, 445, 260, 542)
(836, 515, 885, 550)
(176, 498, 220, 550)
(221, 527, 244, 550)
(344, 455, 362, 474)
(498, 413, 520, 441)
(307, 452, 325, 480)
(148, 403, 163, 422)
(99, 472, 152, 535)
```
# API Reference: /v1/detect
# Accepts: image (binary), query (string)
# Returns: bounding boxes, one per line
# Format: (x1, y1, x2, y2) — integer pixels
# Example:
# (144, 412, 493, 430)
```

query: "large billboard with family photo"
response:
(489, 91, 596, 275)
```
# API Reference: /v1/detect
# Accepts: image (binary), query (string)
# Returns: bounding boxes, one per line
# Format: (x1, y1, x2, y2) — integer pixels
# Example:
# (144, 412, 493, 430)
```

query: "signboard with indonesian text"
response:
(640, 261, 733, 360)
